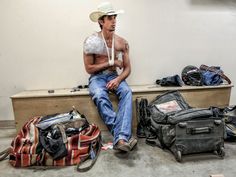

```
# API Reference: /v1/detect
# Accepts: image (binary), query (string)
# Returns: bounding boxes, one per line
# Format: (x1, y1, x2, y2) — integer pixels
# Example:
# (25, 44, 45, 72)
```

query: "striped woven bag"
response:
(0, 109, 102, 172)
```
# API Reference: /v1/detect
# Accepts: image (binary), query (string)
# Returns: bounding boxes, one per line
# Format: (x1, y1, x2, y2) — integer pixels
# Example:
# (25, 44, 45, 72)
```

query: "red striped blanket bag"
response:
(4, 111, 101, 172)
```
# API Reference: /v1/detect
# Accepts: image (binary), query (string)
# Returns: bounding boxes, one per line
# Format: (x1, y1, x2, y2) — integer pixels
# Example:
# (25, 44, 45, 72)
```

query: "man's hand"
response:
(114, 60, 123, 69)
(106, 77, 121, 90)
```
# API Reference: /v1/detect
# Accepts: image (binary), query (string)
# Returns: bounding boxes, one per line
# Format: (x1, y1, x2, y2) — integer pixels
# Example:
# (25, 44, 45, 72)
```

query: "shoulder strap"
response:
(224, 105, 236, 113)
(76, 134, 102, 172)
(0, 147, 10, 161)
(200, 64, 231, 84)
(146, 137, 164, 148)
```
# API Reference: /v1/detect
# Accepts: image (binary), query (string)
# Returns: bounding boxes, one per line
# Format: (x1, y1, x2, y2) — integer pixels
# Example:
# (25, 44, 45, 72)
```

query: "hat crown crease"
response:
(98, 3, 114, 13)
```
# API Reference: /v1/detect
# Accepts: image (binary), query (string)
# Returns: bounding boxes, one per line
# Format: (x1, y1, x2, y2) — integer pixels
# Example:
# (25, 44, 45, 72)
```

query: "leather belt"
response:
(96, 70, 116, 75)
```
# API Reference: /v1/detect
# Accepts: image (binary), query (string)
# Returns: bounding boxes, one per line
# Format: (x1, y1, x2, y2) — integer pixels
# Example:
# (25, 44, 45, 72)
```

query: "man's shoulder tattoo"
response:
(124, 41, 129, 52)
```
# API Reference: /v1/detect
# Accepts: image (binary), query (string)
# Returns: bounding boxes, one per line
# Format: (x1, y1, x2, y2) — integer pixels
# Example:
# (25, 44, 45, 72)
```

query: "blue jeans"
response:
(88, 71, 132, 145)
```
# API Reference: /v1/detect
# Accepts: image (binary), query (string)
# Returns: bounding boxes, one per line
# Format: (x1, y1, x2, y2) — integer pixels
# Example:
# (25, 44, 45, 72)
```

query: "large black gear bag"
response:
(144, 91, 225, 162)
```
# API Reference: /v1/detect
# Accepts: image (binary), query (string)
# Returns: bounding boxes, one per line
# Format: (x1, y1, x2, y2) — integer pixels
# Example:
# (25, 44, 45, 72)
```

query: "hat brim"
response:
(89, 10, 124, 22)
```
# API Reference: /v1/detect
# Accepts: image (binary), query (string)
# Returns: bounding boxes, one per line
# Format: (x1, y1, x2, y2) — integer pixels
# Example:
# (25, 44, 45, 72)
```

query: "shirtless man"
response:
(83, 2, 137, 152)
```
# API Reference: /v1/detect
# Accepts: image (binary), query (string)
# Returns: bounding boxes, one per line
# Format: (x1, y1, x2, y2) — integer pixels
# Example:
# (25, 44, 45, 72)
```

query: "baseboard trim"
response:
(0, 120, 15, 129)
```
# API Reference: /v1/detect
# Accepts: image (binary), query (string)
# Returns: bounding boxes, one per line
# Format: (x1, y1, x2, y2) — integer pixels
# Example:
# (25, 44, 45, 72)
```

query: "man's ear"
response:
(98, 19, 104, 25)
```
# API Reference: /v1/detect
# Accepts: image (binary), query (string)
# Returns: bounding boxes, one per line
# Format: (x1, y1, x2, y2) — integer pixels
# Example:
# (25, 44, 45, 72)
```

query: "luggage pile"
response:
(137, 91, 225, 162)
(156, 64, 231, 87)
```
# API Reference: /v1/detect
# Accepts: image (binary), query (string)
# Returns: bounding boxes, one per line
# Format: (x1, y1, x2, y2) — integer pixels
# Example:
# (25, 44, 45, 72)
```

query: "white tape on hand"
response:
(108, 59, 114, 66)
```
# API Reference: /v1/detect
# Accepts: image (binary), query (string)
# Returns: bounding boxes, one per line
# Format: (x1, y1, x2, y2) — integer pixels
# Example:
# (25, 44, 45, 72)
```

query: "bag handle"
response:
(0, 147, 11, 161)
(200, 64, 231, 84)
(76, 134, 102, 172)
(188, 127, 212, 134)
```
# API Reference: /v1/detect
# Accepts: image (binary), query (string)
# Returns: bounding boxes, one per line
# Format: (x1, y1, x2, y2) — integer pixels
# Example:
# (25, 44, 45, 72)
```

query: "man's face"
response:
(101, 15, 117, 31)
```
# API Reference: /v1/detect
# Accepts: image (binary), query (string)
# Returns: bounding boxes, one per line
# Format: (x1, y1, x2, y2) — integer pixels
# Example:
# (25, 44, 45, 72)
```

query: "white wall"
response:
(1, 0, 236, 120)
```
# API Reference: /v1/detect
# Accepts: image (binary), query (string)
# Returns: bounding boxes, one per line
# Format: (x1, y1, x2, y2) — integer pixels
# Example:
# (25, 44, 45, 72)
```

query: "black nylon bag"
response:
(146, 90, 190, 148)
(146, 91, 225, 162)
(148, 90, 191, 124)
(156, 75, 183, 87)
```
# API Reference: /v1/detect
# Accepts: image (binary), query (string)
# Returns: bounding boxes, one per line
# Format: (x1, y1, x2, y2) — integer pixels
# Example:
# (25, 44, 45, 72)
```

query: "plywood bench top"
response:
(11, 84, 233, 99)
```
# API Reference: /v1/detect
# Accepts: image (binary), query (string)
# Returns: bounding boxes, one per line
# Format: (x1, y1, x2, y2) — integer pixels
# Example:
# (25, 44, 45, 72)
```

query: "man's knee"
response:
(119, 86, 132, 98)
(90, 88, 107, 101)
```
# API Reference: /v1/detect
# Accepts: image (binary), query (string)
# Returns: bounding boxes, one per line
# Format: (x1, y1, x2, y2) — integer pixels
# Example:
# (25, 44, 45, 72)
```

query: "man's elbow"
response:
(85, 69, 93, 75)
(125, 66, 131, 75)
(85, 66, 95, 75)
(128, 66, 131, 74)
(128, 69, 131, 76)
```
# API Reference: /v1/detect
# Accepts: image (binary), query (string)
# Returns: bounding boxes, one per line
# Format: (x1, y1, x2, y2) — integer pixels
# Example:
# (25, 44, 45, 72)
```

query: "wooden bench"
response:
(11, 84, 233, 132)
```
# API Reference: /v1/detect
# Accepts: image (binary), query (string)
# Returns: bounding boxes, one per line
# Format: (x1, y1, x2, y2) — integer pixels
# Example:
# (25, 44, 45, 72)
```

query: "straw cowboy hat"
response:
(89, 2, 124, 22)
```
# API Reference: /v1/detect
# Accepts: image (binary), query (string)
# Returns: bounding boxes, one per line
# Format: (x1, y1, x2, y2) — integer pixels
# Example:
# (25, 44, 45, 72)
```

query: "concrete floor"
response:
(0, 129, 236, 177)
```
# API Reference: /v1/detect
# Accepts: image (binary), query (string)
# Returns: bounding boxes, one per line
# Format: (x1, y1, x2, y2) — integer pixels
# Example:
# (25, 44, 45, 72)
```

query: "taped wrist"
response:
(108, 59, 114, 66)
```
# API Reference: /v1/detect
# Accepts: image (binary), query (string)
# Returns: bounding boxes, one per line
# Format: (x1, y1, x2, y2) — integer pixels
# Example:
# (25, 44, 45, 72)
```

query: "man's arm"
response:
(117, 40, 131, 81)
(83, 53, 110, 74)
